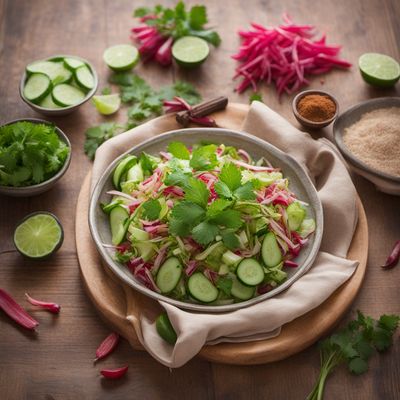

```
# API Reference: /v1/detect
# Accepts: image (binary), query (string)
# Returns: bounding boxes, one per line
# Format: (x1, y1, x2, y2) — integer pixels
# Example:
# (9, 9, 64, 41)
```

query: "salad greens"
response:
(307, 311, 400, 400)
(84, 73, 201, 160)
(0, 121, 69, 187)
(102, 142, 315, 305)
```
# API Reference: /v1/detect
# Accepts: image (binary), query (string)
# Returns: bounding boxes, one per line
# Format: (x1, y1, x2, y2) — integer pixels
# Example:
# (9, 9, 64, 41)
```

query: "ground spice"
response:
(297, 94, 336, 122)
(343, 107, 400, 177)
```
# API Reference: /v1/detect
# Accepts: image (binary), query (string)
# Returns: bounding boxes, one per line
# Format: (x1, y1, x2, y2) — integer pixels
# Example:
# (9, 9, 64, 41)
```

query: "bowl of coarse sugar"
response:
(333, 97, 400, 196)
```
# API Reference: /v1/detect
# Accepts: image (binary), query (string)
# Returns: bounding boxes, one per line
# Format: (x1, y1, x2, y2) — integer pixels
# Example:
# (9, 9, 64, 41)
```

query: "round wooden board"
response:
(76, 172, 368, 365)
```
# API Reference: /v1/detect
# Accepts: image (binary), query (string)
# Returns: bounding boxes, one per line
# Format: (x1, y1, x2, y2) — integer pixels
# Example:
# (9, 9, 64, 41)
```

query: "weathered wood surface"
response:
(0, 0, 399, 399)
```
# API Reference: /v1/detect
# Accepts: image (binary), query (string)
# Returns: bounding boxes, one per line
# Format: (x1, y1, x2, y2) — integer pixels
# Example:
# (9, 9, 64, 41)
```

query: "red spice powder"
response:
(297, 94, 336, 122)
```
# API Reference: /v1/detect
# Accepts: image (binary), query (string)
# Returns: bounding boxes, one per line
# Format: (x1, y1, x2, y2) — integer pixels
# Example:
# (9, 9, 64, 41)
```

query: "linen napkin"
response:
(91, 102, 359, 368)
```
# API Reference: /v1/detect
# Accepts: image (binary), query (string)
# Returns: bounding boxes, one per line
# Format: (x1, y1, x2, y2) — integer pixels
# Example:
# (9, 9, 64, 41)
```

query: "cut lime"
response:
(156, 313, 177, 345)
(92, 94, 121, 115)
(172, 36, 209, 68)
(14, 212, 64, 259)
(103, 44, 139, 71)
(359, 53, 400, 87)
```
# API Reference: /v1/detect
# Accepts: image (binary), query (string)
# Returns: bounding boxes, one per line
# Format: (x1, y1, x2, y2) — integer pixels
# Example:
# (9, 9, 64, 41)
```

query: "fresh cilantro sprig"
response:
(142, 199, 161, 221)
(0, 121, 69, 186)
(307, 311, 400, 400)
(84, 73, 201, 160)
(134, 2, 221, 47)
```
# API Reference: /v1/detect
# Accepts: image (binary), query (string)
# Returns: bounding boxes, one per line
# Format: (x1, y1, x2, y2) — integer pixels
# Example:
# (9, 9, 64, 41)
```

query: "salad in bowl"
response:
(97, 135, 317, 307)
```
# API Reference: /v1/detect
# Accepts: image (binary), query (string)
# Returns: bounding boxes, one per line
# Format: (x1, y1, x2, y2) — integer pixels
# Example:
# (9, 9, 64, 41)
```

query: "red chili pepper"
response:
(94, 332, 120, 363)
(100, 366, 128, 379)
(381, 240, 400, 270)
(25, 293, 61, 314)
(0, 288, 39, 330)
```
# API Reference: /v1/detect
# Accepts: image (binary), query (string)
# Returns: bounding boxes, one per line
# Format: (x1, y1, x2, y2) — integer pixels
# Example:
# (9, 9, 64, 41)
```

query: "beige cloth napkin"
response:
(91, 102, 359, 368)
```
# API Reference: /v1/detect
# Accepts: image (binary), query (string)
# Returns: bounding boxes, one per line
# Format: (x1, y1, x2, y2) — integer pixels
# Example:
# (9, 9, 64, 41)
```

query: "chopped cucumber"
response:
(187, 272, 218, 303)
(222, 250, 243, 266)
(23, 73, 51, 103)
(129, 226, 149, 241)
(110, 206, 129, 245)
(64, 57, 85, 70)
(27, 61, 72, 84)
(52, 84, 86, 107)
(136, 242, 155, 261)
(262, 232, 282, 267)
(298, 218, 316, 238)
(231, 277, 255, 300)
(287, 202, 306, 231)
(126, 163, 144, 184)
(218, 264, 229, 275)
(237, 258, 264, 286)
(40, 93, 61, 109)
(156, 313, 177, 345)
(112, 155, 137, 189)
(75, 65, 95, 90)
(156, 257, 183, 294)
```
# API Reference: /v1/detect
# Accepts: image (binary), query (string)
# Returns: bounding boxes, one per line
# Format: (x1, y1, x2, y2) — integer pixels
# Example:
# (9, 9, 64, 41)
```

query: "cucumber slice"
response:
(75, 65, 94, 90)
(26, 61, 72, 84)
(129, 226, 149, 241)
(222, 250, 243, 267)
(262, 232, 282, 267)
(23, 73, 51, 103)
(136, 242, 155, 261)
(156, 257, 183, 294)
(231, 277, 255, 300)
(14, 212, 63, 259)
(52, 84, 86, 107)
(126, 163, 144, 183)
(112, 155, 137, 189)
(237, 258, 264, 286)
(156, 313, 177, 345)
(287, 202, 306, 231)
(39, 93, 61, 109)
(187, 273, 218, 303)
(110, 206, 129, 245)
(64, 57, 85, 71)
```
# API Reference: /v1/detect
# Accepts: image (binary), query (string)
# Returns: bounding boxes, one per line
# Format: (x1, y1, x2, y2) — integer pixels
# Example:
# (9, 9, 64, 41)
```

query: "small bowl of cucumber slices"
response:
(20, 55, 98, 116)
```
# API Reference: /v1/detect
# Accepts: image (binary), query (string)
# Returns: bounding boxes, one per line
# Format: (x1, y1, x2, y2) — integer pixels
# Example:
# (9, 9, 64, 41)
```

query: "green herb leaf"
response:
(189, 5, 207, 30)
(169, 201, 205, 237)
(184, 177, 210, 208)
(139, 152, 156, 175)
(214, 181, 233, 199)
(219, 162, 242, 191)
(234, 181, 256, 200)
(348, 357, 368, 375)
(221, 231, 240, 250)
(249, 92, 263, 103)
(206, 199, 232, 218)
(192, 221, 219, 245)
(164, 169, 190, 187)
(190, 144, 217, 171)
(168, 141, 190, 160)
(210, 209, 242, 229)
(216, 276, 233, 296)
(142, 199, 161, 221)
(84, 123, 123, 160)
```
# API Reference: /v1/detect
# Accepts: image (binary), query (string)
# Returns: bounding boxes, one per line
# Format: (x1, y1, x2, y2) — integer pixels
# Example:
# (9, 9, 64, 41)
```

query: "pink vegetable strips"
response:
(25, 293, 61, 314)
(100, 366, 129, 379)
(0, 288, 39, 330)
(232, 14, 352, 96)
(94, 332, 120, 362)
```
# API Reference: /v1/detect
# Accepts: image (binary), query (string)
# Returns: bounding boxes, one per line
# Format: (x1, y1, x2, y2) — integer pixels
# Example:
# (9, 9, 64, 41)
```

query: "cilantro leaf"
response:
(214, 181, 233, 199)
(192, 221, 219, 245)
(210, 209, 242, 229)
(169, 201, 205, 237)
(348, 357, 368, 375)
(142, 199, 161, 221)
(189, 5, 207, 30)
(184, 177, 210, 208)
(169, 217, 191, 237)
(190, 144, 217, 171)
(378, 314, 400, 332)
(249, 92, 263, 103)
(221, 231, 240, 250)
(234, 181, 256, 200)
(216, 277, 233, 296)
(219, 162, 242, 191)
(139, 152, 156, 175)
(168, 141, 190, 160)
(164, 169, 190, 187)
(84, 123, 123, 160)
(206, 199, 232, 218)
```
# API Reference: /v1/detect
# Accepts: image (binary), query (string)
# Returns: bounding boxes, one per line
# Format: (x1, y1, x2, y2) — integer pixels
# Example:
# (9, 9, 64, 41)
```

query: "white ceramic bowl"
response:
(89, 128, 323, 312)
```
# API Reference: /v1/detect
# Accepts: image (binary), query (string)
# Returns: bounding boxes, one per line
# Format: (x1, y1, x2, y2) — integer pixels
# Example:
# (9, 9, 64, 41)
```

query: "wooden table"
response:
(0, 1, 399, 399)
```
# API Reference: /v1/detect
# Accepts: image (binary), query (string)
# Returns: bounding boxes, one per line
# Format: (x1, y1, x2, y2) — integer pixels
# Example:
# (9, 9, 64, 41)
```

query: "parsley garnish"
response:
(307, 311, 399, 400)
(0, 121, 69, 186)
(190, 144, 218, 171)
(142, 199, 161, 221)
(167, 142, 190, 160)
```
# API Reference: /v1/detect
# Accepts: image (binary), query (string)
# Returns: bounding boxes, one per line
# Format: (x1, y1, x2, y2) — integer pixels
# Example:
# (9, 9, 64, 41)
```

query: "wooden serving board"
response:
(76, 171, 368, 365)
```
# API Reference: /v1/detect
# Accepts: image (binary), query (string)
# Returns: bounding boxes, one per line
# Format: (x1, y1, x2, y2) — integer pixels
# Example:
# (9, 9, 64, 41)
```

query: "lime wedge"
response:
(172, 36, 210, 68)
(92, 94, 121, 115)
(156, 313, 177, 345)
(359, 53, 400, 87)
(14, 212, 64, 259)
(103, 44, 139, 71)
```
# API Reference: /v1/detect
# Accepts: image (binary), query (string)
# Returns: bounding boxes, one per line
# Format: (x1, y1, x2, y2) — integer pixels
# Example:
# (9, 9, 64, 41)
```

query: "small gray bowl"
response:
(0, 118, 71, 197)
(20, 55, 98, 116)
(89, 128, 323, 313)
(292, 90, 339, 129)
(333, 97, 400, 196)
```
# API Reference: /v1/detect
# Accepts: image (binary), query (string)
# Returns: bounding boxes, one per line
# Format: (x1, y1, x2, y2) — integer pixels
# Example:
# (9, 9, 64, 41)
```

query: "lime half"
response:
(92, 94, 121, 115)
(172, 36, 210, 68)
(103, 44, 139, 71)
(14, 212, 64, 259)
(359, 53, 400, 87)
(156, 313, 177, 345)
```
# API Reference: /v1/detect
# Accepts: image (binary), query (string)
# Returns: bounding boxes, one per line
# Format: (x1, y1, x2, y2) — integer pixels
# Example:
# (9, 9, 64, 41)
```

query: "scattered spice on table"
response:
(297, 94, 336, 122)
(342, 107, 400, 177)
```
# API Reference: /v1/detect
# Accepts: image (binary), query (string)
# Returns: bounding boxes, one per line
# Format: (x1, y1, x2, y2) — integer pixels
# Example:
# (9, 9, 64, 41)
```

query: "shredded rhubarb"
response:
(100, 365, 129, 379)
(95, 332, 120, 363)
(25, 293, 61, 314)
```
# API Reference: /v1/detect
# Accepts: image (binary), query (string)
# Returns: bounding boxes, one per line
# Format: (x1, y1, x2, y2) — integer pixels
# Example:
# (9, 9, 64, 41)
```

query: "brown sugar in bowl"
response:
(292, 90, 339, 129)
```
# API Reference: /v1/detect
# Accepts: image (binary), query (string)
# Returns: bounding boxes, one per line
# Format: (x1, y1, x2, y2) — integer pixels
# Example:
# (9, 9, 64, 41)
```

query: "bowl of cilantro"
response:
(89, 128, 323, 312)
(0, 118, 71, 196)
